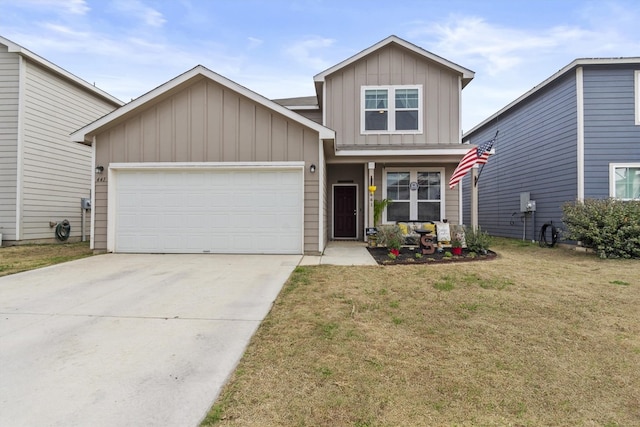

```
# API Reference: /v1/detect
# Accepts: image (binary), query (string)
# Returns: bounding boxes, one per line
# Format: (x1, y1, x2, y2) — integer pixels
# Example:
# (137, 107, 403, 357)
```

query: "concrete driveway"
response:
(0, 253, 300, 427)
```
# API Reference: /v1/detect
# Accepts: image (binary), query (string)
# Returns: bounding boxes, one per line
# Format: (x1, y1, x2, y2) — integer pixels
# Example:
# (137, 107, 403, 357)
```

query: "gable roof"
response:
(313, 35, 475, 98)
(0, 35, 123, 106)
(71, 65, 335, 144)
(464, 57, 640, 137)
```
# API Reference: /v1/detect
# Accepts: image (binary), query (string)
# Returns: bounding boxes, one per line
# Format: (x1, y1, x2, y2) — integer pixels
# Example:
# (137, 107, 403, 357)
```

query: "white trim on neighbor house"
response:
(90, 138, 97, 250)
(465, 57, 640, 136)
(381, 167, 446, 224)
(635, 70, 640, 126)
(71, 65, 335, 143)
(609, 163, 640, 200)
(14, 55, 26, 240)
(1, 36, 123, 106)
(331, 183, 359, 240)
(106, 161, 306, 253)
(576, 67, 585, 202)
(360, 85, 423, 135)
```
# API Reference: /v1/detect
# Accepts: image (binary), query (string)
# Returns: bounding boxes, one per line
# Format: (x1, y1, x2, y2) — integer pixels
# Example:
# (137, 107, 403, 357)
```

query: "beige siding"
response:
(93, 78, 321, 252)
(0, 45, 19, 240)
(20, 60, 118, 240)
(325, 44, 461, 148)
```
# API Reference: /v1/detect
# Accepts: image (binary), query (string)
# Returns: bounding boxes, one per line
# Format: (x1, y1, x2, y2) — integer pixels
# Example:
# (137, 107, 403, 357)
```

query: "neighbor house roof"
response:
(313, 35, 475, 104)
(1, 35, 124, 106)
(464, 57, 640, 137)
(71, 65, 336, 143)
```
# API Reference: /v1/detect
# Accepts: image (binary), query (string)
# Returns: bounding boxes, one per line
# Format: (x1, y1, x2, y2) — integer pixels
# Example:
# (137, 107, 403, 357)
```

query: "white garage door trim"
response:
(107, 162, 305, 254)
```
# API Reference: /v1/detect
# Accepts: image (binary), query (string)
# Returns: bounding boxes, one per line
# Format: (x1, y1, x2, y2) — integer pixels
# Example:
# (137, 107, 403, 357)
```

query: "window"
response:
(384, 169, 443, 222)
(611, 164, 640, 200)
(362, 86, 422, 134)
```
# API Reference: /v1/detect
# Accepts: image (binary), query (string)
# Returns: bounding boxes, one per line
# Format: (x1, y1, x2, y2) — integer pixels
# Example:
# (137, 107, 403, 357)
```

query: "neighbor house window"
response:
(384, 169, 443, 222)
(611, 163, 640, 200)
(362, 86, 422, 134)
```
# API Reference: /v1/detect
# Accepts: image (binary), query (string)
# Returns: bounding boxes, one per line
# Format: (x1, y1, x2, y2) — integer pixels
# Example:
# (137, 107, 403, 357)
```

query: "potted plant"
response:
(451, 238, 463, 256)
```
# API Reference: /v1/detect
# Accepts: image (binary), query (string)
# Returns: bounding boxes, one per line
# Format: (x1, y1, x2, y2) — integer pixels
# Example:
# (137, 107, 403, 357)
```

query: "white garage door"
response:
(113, 166, 304, 254)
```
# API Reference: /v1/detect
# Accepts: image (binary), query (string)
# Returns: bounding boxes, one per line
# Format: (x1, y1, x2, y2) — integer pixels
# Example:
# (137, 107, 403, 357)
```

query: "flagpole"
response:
(474, 130, 499, 187)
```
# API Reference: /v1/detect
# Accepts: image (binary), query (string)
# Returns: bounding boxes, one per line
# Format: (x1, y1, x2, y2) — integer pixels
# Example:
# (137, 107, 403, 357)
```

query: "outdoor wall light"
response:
(95, 166, 104, 174)
(310, 164, 316, 173)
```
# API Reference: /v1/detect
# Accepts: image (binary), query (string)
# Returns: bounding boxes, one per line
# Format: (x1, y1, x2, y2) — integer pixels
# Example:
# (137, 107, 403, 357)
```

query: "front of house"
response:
(72, 36, 475, 254)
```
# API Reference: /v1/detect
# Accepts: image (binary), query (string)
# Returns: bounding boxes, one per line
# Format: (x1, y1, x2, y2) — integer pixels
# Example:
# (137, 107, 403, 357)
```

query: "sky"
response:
(1, 0, 639, 132)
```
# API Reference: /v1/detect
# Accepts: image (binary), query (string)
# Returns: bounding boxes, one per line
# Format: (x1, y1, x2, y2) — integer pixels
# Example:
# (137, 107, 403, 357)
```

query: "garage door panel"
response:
(114, 168, 303, 254)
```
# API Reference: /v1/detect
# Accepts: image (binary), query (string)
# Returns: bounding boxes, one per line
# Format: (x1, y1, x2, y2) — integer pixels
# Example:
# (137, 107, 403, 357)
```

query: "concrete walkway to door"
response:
(299, 240, 378, 266)
(0, 253, 300, 427)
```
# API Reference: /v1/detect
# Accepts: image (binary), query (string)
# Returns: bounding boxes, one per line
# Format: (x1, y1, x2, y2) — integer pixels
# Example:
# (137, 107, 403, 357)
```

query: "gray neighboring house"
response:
(0, 36, 123, 245)
(71, 35, 477, 255)
(462, 58, 640, 241)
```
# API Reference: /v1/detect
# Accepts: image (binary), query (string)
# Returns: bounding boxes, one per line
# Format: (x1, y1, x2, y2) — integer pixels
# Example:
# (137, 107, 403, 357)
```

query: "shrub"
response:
(377, 224, 403, 250)
(465, 226, 492, 253)
(562, 198, 640, 259)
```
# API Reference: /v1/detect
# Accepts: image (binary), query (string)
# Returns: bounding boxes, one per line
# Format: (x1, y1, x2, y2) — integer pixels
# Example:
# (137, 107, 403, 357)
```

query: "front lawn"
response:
(0, 242, 93, 277)
(203, 238, 640, 426)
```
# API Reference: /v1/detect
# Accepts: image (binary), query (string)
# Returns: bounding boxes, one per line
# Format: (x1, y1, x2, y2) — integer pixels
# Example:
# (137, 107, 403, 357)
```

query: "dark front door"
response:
(334, 185, 357, 238)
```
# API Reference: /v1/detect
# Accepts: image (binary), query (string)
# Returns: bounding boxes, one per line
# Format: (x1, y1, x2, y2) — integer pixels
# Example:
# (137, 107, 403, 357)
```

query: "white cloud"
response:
(112, 0, 166, 27)
(284, 37, 336, 70)
(247, 37, 263, 49)
(11, 0, 89, 15)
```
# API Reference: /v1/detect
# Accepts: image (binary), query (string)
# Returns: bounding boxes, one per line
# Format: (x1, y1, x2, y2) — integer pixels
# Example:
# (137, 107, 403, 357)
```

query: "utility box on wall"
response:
(81, 198, 91, 210)
(520, 192, 536, 212)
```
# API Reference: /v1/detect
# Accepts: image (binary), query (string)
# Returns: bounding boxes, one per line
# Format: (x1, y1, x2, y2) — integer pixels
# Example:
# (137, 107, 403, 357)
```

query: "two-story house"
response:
(462, 58, 640, 241)
(0, 36, 123, 245)
(71, 35, 475, 254)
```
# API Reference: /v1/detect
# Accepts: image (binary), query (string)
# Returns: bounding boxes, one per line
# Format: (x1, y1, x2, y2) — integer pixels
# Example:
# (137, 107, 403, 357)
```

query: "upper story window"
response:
(611, 163, 640, 200)
(362, 85, 422, 134)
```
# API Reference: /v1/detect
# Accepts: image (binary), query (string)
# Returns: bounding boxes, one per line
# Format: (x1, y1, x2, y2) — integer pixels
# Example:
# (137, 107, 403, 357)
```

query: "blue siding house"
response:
(462, 58, 640, 241)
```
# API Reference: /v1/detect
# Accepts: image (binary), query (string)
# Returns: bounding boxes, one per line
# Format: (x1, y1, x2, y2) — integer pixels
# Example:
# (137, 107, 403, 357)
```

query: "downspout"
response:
(576, 67, 585, 202)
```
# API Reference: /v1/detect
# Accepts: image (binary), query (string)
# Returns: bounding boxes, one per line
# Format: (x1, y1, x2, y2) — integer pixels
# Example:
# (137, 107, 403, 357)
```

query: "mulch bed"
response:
(367, 246, 497, 265)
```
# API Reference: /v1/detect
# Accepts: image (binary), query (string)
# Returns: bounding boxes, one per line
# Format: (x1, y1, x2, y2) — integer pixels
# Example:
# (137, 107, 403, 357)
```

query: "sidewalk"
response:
(299, 240, 378, 266)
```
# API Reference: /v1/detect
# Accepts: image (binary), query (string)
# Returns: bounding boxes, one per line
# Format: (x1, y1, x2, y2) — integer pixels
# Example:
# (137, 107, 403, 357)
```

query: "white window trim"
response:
(361, 85, 423, 135)
(382, 167, 445, 223)
(610, 163, 640, 200)
(635, 70, 640, 126)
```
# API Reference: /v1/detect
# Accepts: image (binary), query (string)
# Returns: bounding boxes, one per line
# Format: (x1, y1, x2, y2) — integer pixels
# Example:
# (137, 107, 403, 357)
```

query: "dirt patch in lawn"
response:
(203, 238, 640, 426)
(367, 246, 497, 265)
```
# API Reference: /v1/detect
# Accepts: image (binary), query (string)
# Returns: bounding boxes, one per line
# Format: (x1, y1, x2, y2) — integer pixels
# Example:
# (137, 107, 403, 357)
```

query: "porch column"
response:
(368, 162, 375, 229)
(471, 166, 479, 229)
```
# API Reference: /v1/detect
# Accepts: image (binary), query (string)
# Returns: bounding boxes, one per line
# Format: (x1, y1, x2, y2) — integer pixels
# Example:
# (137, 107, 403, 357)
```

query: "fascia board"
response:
(314, 35, 474, 85)
(71, 65, 335, 143)
(464, 57, 640, 137)
(1, 36, 123, 106)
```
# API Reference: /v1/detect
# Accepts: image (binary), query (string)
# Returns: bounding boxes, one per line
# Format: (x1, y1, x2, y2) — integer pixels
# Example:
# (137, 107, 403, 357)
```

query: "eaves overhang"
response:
(71, 65, 335, 144)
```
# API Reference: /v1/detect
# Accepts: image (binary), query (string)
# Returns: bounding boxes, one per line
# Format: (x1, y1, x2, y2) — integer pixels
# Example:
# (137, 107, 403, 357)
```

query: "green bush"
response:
(465, 226, 492, 253)
(562, 198, 640, 259)
(376, 225, 403, 250)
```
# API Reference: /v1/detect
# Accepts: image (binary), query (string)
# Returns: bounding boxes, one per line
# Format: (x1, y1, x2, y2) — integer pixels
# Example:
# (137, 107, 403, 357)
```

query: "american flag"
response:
(448, 137, 495, 189)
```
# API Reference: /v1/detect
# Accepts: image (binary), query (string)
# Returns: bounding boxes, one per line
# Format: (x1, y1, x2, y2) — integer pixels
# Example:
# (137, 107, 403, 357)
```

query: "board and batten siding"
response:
(20, 60, 117, 240)
(583, 65, 640, 198)
(325, 44, 460, 148)
(463, 72, 579, 240)
(93, 78, 321, 252)
(0, 44, 20, 240)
